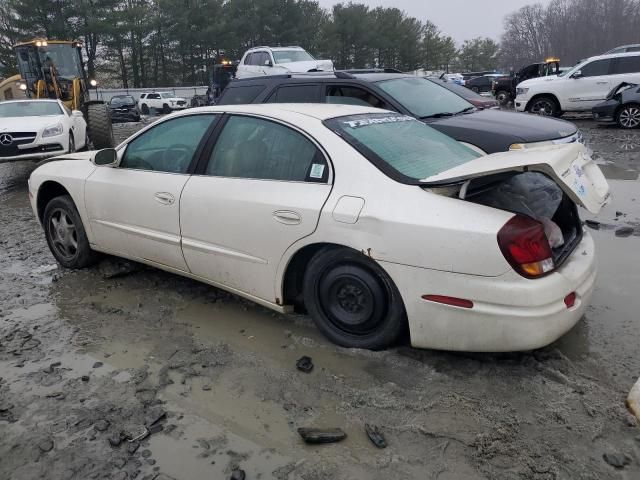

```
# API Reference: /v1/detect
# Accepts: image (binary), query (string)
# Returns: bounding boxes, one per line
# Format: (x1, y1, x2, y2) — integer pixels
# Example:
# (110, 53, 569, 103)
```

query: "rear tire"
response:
(86, 103, 115, 149)
(616, 104, 640, 129)
(527, 95, 560, 117)
(43, 195, 99, 269)
(302, 247, 407, 350)
(141, 103, 149, 115)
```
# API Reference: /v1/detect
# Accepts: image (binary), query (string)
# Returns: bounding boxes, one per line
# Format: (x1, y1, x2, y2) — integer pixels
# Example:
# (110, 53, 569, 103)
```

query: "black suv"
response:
(107, 95, 141, 123)
(217, 72, 581, 154)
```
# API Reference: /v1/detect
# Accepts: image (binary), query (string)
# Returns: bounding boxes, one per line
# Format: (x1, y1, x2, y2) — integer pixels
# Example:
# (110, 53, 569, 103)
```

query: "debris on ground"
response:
(627, 377, 640, 422)
(230, 467, 246, 480)
(603, 451, 632, 469)
(296, 356, 313, 373)
(297, 427, 347, 444)
(615, 226, 635, 237)
(99, 257, 143, 279)
(364, 424, 387, 449)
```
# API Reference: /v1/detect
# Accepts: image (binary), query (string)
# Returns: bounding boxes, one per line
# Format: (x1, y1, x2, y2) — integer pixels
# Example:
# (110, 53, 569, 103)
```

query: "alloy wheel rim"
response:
(49, 208, 78, 260)
(620, 107, 640, 128)
(532, 100, 554, 116)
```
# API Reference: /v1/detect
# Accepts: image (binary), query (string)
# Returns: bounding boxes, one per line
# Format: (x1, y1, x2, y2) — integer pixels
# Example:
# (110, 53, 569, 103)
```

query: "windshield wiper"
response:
(420, 112, 455, 119)
(457, 106, 476, 114)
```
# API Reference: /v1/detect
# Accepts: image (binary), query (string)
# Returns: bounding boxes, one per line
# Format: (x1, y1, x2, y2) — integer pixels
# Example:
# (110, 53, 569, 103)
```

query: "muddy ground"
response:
(1, 116, 639, 480)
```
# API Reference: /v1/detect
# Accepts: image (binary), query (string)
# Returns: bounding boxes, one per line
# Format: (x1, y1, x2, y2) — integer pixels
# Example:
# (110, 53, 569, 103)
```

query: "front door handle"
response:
(596, 81, 609, 85)
(154, 192, 175, 205)
(273, 210, 301, 225)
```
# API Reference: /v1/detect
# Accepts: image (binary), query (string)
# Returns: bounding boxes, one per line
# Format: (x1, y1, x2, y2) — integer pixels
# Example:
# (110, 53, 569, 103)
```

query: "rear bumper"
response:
(381, 232, 596, 352)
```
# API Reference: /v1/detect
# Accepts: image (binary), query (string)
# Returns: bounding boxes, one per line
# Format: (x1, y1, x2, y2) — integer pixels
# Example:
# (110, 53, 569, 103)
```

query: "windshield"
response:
(272, 50, 315, 64)
(39, 44, 83, 79)
(0, 101, 61, 117)
(376, 77, 473, 118)
(160, 93, 175, 99)
(110, 96, 135, 106)
(325, 113, 480, 182)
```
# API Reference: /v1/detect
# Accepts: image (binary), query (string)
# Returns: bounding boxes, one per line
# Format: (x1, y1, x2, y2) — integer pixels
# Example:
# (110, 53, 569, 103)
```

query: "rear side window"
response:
(218, 85, 265, 104)
(140, 94, 146, 99)
(580, 59, 612, 77)
(206, 115, 327, 182)
(325, 85, 386, 108)
(325, 113, 480, 182)
(267, 85, 318, 103)
(147, 93, 161, 99)
(612, 56, 640, 75)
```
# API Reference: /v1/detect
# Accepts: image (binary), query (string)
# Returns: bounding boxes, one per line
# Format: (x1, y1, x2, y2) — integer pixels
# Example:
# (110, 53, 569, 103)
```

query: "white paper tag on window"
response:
(310, 164, 325, 179)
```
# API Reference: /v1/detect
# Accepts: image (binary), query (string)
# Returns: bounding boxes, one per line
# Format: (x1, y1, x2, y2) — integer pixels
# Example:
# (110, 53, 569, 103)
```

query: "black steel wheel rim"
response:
(317, 264, 387, 335)
(48, 208, 78, 260)
(531, 99, 554, 116)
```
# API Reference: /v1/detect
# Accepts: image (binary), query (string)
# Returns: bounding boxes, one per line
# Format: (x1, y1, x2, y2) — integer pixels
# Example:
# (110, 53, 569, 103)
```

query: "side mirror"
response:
(92, 148, 118, 167)
(571, 70, 583, 79)
(72, 110, 84, 118)
(264, 59, 273, 67)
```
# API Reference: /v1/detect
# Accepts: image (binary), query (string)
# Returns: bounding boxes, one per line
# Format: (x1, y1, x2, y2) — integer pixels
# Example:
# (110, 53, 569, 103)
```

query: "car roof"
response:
(171, 103, 386, 121)
(247, 46, 304, 52)
(582, 51, 640, 62)
(227, 72, 412, 86)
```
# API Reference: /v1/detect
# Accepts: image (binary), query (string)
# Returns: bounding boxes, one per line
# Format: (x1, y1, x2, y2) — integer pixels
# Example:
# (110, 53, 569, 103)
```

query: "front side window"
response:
(243, 53, 253, 65)
(579, 59, 611, 77)
(147, 93, 161, 99)
(325, 113, 480, 182)
(120, 115, 215, 173)
(272, 50, 315, 64)
(325, 85, 386, 109)
(376, 77, 472, 119)
(206, 115, 326, 182)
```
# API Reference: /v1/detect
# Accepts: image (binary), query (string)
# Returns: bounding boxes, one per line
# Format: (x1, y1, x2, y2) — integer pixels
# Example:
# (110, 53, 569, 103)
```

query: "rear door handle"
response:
(273, 210, 301, 225)
(154, 192, 175, 205)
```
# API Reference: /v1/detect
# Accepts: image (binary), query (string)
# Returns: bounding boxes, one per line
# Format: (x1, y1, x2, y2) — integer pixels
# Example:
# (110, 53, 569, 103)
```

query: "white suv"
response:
(138, 92, 188, 114)
(515, 52, 640, 116)
(236, 46, 333, 79)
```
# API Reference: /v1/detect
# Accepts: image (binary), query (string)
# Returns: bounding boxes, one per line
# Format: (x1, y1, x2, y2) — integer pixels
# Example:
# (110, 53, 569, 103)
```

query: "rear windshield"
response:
(218, 85, 265, 105)
(0, 101, 61, 117)
(110, 96, 135, 106)
(325, 113, 480, 182)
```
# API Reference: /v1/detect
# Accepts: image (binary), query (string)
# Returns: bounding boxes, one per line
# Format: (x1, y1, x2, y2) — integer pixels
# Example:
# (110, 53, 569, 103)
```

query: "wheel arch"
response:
(36, 181, 72, 223)
(525, 92, 562, 112)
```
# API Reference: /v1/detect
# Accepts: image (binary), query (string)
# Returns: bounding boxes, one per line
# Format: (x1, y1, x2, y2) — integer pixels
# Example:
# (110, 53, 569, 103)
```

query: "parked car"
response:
(465, 74, 503, 94)
(592, 82, 640, 128)
(429, 77, 499, 109)
(515, 52, 640, 116)
(138, 92, 188, 114)
(107, 95, 141, 123)
(604, 44, 640, 55)
(28, 104, 608, 351)
(0, 99, 87, 163)
(236, 46, 333, 79)
(218, 72, 583, 154)
(492, 59, 560, 105)
(443, 73, 465, 85)
(462, 71, 499, 81)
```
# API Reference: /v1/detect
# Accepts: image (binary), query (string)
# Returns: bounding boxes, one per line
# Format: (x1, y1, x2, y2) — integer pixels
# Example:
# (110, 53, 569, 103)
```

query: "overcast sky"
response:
(316, 0, 551, 44)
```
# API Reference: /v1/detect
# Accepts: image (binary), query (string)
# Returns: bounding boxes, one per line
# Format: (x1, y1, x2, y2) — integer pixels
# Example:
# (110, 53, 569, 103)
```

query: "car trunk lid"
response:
(420, 143, 609, 214)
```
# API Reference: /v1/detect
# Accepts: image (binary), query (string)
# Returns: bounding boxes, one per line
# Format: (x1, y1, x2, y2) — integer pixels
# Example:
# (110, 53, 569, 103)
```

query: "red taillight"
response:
(498, 215, 554, 278)
(422, 295, 474, 309)
(564, 292, 576, 308)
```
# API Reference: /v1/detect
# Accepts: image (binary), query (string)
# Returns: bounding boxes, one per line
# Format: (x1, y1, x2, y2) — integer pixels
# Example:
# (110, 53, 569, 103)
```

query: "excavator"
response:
(9, 39, 114, 149)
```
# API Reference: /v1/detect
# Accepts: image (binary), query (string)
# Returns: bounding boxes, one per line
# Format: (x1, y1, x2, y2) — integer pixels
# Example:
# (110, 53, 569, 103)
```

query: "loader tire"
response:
(86, 103, 115, 150)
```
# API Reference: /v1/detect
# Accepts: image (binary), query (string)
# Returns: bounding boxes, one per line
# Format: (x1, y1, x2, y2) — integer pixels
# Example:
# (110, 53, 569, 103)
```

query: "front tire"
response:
(302, 247, 407, 350)
(86, 103, 115, 149)
(527, 96, 560, 117)
(162, 104, 171, 114)
(496, 90, 510, 105)
(68, 133, 75, 153)
(616, 104, 640, 129)
(471, 86, 480, 93)
(43, 195, 99, 269)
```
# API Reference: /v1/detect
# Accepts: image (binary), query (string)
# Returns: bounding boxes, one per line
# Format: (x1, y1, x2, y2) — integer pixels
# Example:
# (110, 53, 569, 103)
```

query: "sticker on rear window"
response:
(342, 115, 415, 129)
(310, 164, 325, 179)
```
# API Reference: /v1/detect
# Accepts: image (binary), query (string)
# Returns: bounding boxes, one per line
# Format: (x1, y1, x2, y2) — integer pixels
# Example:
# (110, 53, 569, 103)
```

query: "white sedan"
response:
(27, 104, 609, 352)
(0, 99, 87, 163)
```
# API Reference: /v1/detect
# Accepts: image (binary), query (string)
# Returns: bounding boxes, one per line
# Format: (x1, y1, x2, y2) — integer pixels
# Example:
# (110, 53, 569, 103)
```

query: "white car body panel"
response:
(515, 52, 640, 112)
(236, 47, 334, 79)
(28, 104, 609, 352)
(0, 99, 87, 163)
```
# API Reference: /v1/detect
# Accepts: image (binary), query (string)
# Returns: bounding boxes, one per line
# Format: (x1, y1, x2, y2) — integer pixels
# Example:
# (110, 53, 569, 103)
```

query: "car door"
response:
(564, 58, 613, 110)
(608, 55, 640, 88)
(85, 113, 218, 270)
(180, 114, 332, 302)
